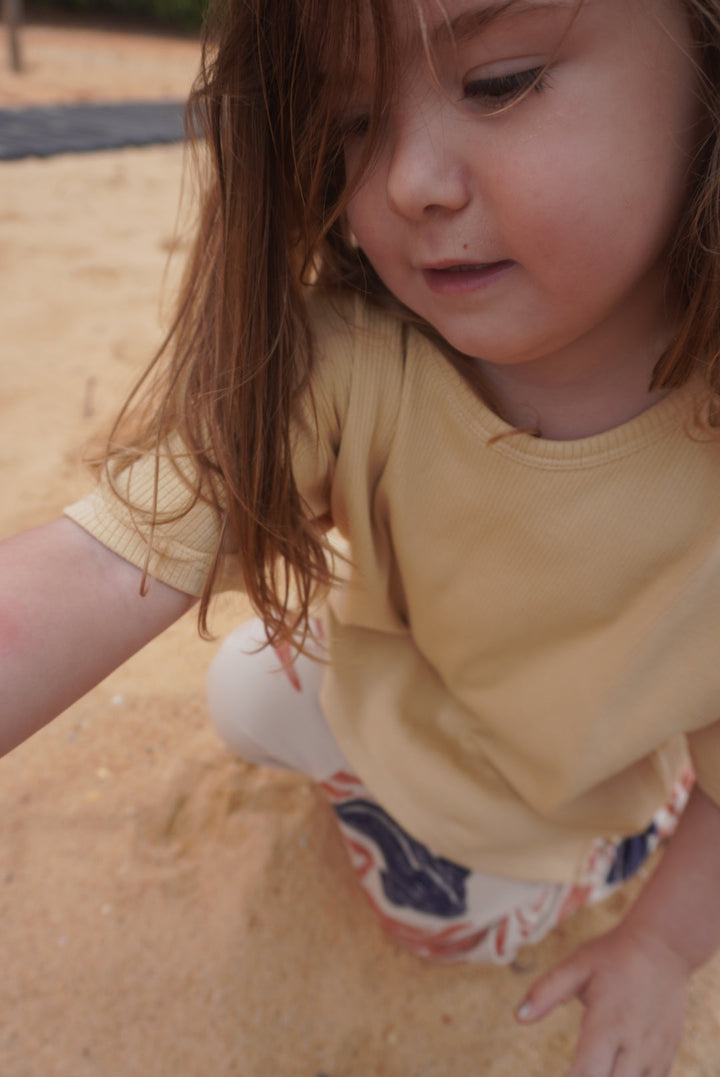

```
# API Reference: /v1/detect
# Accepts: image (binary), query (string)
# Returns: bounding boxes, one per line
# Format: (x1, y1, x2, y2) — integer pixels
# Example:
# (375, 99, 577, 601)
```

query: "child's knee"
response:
(205, 618, 345, 780)
(206, 619, 283, 764)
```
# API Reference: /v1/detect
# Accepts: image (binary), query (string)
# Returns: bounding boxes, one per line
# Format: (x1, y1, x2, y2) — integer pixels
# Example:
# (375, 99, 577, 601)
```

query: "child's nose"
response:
(385, 114, 471, 221)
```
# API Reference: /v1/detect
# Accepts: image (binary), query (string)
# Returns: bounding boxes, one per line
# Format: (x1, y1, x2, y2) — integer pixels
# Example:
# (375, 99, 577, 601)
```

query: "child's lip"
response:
(421, 259, 515, 293)
(420, 258, 510, 271)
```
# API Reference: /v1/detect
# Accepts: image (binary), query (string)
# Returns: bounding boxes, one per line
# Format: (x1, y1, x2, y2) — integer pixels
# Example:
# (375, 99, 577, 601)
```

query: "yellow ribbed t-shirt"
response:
(66, 294, 720, 883)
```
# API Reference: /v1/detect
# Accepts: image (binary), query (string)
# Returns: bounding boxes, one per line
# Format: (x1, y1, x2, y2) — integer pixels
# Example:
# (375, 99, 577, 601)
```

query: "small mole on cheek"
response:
(463, 243, 468, 250)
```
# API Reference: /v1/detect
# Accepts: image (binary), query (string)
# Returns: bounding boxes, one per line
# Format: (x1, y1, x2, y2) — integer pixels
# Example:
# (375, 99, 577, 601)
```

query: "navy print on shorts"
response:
(605, 822, 657, 885)
(334, 799, 471, 916)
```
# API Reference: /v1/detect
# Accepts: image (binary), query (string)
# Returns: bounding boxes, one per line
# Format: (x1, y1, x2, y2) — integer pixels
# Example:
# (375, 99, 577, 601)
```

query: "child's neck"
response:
(475, 302, 675, 441)
(480, 358, 670, 441)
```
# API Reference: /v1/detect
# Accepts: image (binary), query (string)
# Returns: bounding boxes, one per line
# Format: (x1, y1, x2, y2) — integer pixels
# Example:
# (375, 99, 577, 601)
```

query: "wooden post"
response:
(3, 0, 22, 73)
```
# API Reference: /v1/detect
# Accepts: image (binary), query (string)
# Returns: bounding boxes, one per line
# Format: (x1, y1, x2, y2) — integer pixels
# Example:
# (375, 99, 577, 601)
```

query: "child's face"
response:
(344, 0, 702, 381)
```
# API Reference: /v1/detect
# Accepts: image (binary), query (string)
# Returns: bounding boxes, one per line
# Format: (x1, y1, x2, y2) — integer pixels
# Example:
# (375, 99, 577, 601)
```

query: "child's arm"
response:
(0, 517, 195, 757)
(517, 783, 720, 1076)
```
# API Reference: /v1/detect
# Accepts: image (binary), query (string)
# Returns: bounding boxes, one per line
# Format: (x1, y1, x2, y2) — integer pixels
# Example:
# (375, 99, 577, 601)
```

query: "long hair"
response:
(106, 0, 720, 643)
(106, 0, 396, 645)
(655, 0, 720, 414)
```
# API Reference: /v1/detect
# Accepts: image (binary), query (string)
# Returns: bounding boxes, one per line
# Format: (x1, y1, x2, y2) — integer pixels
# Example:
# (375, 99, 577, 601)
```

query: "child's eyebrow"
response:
(433, 0, 580, 46)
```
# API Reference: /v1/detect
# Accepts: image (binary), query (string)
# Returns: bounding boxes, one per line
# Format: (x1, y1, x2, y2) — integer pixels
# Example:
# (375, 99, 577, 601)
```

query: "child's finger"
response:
(563, 1026, 621, 1077)
(515, 954, 591, 1022)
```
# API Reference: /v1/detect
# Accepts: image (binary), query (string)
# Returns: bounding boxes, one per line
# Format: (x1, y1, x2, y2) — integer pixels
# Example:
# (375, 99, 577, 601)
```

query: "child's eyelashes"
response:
(463, 66, 549, 108)
(340, 66, 549, 143)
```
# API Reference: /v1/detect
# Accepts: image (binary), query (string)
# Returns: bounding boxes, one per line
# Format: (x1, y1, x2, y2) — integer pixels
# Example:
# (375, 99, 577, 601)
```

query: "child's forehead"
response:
(333, 0, 584, 86)
(343, 0, 696, 83)
(330, 0, 581, 90)
(361, 0, 581, 49)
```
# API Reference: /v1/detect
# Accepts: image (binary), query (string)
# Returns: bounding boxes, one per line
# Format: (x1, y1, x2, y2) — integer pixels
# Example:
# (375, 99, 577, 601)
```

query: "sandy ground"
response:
(1, 22, 720, 1077)
(0, 21, 201, 106)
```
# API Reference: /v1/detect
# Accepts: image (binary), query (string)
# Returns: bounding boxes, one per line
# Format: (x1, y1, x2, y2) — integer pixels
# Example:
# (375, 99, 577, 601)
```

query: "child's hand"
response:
(515, 921, 689, 1076)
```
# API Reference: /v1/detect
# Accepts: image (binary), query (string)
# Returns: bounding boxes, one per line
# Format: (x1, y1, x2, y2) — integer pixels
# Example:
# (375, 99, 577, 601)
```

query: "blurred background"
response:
(21, 0, 204, 34)
(1, 0, 202, 111)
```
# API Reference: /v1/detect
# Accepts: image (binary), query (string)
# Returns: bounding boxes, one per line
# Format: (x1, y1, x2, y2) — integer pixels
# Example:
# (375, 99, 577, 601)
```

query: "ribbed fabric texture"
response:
(66, 295, 720, 883)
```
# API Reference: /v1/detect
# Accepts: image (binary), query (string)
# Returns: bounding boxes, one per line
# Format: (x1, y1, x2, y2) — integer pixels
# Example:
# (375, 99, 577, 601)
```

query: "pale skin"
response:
(3, 1, 720, 1075)
(0, 518, 193, 758)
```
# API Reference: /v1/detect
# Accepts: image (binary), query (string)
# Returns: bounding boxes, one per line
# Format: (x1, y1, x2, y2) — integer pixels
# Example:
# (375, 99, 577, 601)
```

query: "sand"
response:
(1, 21, 719, 1077)
(0, 21, 201, 106)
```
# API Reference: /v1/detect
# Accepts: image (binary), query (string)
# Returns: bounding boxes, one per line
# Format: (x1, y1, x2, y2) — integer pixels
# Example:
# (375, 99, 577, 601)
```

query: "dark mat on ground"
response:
(0, 100, 187, 160)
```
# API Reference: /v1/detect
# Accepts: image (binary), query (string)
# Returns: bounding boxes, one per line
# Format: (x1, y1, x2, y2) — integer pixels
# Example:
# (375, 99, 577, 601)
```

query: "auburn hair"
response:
(106, 0, 720, 643)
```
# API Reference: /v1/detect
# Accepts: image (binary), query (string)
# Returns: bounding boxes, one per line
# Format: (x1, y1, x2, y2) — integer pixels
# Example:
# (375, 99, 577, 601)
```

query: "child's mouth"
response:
(422, 260, 515, 294)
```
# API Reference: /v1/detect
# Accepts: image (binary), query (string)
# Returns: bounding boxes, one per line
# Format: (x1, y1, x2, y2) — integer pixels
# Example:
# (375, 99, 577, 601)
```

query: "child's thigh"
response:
(206, 617, 347, 780)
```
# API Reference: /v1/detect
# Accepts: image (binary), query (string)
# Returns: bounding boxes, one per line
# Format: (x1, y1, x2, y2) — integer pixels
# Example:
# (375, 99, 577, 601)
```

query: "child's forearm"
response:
(0, 518, 195, 757)
(621, 782, 720, 972)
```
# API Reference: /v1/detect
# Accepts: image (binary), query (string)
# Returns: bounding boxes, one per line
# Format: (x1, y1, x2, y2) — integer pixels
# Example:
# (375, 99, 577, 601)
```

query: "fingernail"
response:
(516, 1001, 533, 1021)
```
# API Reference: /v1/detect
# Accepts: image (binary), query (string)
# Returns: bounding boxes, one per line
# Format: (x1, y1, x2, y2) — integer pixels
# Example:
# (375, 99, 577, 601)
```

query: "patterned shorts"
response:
(207, 619, 695, 965)
(319, 764, 693, 964)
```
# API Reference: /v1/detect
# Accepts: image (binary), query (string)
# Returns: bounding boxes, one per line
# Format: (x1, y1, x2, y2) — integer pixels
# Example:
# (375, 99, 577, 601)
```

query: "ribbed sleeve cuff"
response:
(64, 491, 215, 597)
(62, 443, 239, 597)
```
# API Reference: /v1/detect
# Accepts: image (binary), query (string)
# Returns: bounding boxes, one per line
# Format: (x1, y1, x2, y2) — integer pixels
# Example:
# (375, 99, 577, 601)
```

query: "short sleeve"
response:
(64, 436, 237, 597)
(63, 294, 362, 598)
(64, 292, 397, 600)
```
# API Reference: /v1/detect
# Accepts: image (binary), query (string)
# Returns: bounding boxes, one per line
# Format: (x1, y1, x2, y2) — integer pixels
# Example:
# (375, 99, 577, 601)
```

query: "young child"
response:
(4, 0, 720, 1072)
